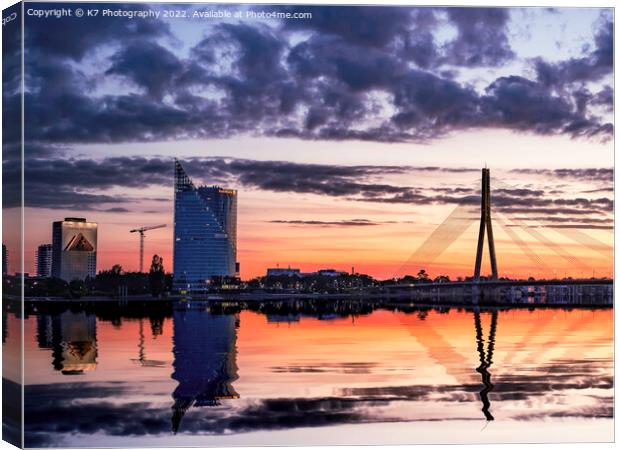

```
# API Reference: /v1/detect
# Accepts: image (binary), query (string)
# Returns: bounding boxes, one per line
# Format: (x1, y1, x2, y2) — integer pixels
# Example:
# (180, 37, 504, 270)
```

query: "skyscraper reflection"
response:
(36, 310, 98, 375)
(171, 307, 239, 433)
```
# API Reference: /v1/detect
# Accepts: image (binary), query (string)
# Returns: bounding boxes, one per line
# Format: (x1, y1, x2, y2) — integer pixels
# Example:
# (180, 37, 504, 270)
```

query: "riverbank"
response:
(14, 294, 614, 309)
(14, 278, 612, 307)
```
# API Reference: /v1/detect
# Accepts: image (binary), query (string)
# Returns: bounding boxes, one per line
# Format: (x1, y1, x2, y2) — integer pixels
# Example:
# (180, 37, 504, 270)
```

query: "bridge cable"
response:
(547, 227, 613, 259)
(394, 203, 477, 278)
(493, 179, 591, 273)
(503, 214, 588, 271)
(495, 214, 550, 273)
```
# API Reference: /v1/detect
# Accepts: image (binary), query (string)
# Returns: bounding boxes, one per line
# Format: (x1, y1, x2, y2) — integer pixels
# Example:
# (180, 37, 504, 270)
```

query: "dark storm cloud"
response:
(208, 23, 285, 81)
(582, 187, 614, 194)
(13, 6, 613, 148)
(3, 2, 22, 208)
(512, 216, 614, 229)
(401, 30, 439, 69)
(479, 76, 612, 138)
(542, 224, 613, 230)
(19, 156, 418, 209)
(390, 70, 481, 136)
(26, 190, 132, 211)
(19, 4, 202, 145)
(494, 188, 544, 197)
(23, 91, 207, 144)
(3, 156, 170, 209)
(106, 42, 184, 99)
(444, 8, 515, 67)
(268, 219, 396, 227)
(498, 207, 605, 216)
(4, 155, 411, 208)
(7, 154, 613, 220)
(27, 157, 169, 189)
(24, 2, 170, 60)
(357, 187, 612, 215)
(510, 168, 613, 183)
(2, 5, 21, 95)
(592, 85, 614, 111)
(281, 6, 415, 48)
(288, 34, 403, 92)
(202, 158, 412, 197)
(284, 6, 514, 68)
(188, 22, 301, 126)
(104, 207, 131, 213)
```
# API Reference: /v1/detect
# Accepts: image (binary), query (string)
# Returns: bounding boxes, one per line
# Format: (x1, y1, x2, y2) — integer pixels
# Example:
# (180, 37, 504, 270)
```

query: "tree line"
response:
(20, 255, 170, 298)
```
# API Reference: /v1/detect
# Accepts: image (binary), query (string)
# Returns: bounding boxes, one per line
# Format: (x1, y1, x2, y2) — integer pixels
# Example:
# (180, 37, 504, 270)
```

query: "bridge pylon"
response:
(474, 168, 498, 281)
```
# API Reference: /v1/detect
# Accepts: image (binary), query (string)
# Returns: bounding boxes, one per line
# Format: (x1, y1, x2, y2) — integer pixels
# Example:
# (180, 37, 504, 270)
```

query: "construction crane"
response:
(130, 224, 166, 272)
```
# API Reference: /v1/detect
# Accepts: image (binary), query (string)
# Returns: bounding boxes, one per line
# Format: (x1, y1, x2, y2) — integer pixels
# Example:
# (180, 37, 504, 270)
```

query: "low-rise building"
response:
(266, 267, 301, 277)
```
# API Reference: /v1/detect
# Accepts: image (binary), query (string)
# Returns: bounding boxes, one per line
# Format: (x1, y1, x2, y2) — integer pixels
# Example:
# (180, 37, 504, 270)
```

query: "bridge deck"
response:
(383, 279, 613, 289)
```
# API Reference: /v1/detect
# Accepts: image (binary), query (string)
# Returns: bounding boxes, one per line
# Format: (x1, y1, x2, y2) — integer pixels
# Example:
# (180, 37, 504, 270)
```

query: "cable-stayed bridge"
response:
(394, 168, 613, 283)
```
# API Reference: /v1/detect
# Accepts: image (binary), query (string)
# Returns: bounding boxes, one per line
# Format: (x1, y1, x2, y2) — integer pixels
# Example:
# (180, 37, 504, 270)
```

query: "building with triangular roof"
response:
(51, 218, 97, 281)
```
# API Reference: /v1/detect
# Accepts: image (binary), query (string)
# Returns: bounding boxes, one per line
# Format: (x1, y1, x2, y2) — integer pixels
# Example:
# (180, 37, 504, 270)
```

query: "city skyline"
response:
(3, 4, 613, 280)
(16, 160, 613, 282)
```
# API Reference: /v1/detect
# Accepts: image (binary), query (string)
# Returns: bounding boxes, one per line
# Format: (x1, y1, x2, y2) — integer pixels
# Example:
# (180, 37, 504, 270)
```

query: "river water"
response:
(3, 301, 613, 447)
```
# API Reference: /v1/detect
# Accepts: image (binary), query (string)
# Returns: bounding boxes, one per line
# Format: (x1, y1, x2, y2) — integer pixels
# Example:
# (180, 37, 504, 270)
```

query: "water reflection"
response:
(474, 309, 497, 421)
(2, 303, 7, 344)
(36, 311, 98, 375)
(8, 300, 614, 446)
(171, 306, 239, 433)
(131, 318, 166, 368)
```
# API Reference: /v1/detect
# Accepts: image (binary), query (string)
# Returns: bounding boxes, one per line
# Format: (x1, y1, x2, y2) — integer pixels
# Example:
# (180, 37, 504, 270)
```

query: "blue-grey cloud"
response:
(25, 2, 169, 60)
(534, 12, 612, 87)
(106, 42, 184, 99)
(268, 219, 398, 227)
(510, 168, 613, 183)
(4, 154, 611, 229)
(281, 6, 416, 48)
(24, 358, 612, 446)
(444, 7, 515, 67)
(10, 4, 612, 149)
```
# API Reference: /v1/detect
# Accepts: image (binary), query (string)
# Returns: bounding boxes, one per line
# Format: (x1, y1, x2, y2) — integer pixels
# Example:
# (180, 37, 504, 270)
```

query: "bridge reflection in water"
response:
(474, 308, 497, 421)
(18, 299, 613, 445)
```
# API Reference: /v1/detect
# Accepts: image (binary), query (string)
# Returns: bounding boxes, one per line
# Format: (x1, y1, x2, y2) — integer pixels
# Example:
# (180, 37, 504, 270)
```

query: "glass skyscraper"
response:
(173, 160, 238, 293)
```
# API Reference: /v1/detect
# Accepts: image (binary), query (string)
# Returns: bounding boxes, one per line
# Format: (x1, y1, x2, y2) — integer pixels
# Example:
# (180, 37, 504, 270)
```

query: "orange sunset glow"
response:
(2, 3, 612, 283)
(15, 151, 613, 281)
(20, 307, 612, 414)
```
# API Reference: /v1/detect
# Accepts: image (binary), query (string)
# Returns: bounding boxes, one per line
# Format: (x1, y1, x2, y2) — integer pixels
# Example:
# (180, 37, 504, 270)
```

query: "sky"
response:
(2, 2, 614, 279)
